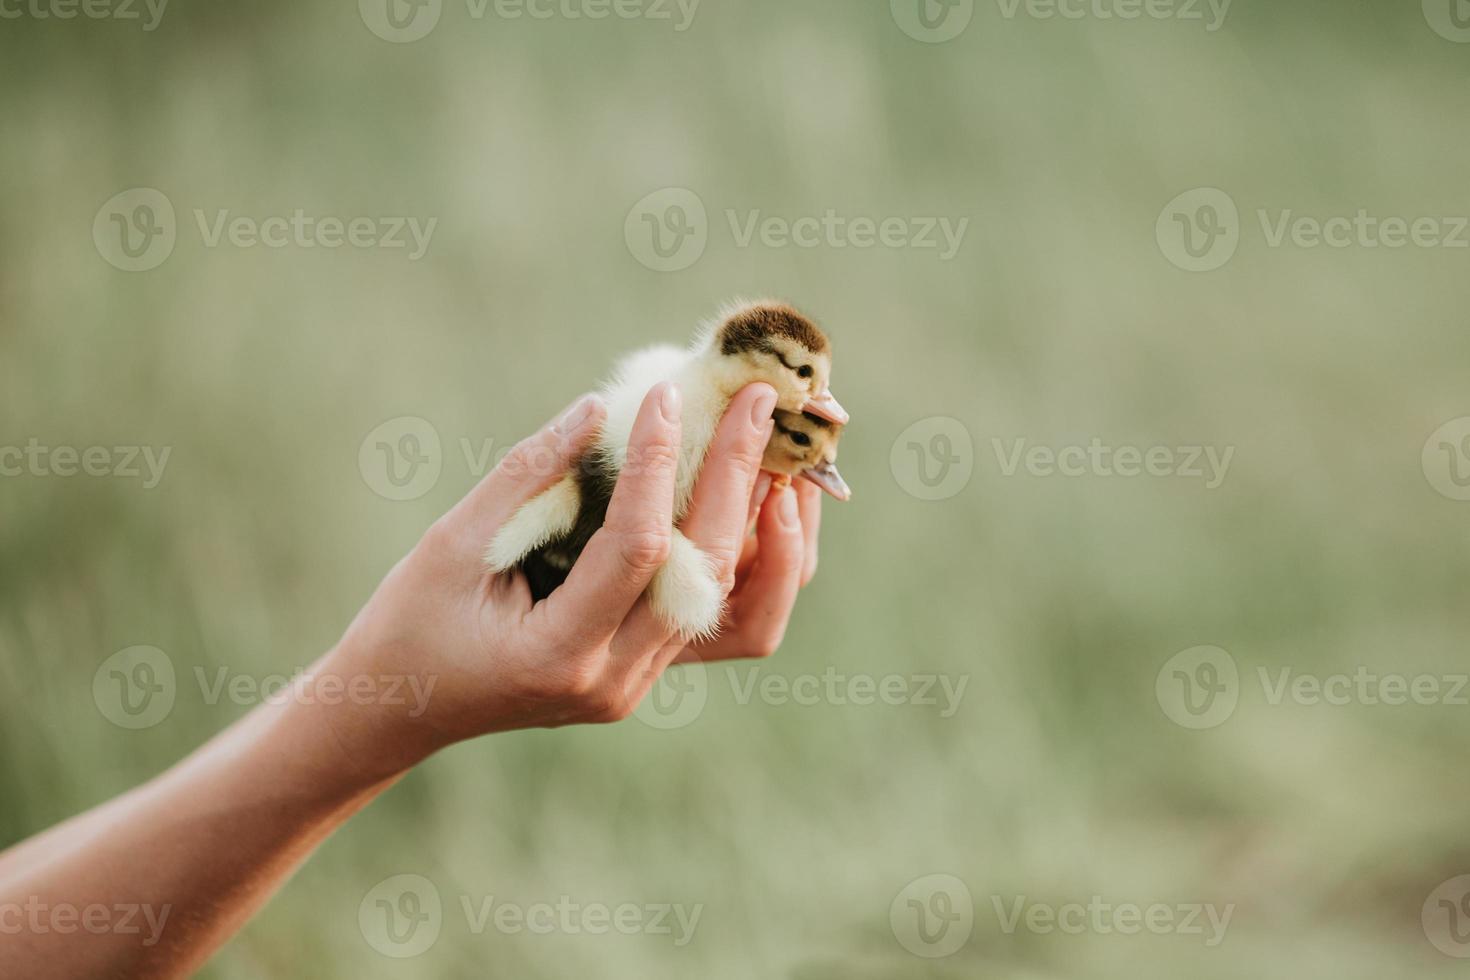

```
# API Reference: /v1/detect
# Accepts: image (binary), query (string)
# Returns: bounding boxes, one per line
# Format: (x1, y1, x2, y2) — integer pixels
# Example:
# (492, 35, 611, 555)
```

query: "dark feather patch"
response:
(520, 454, 617, 601)
(718, 303, 830, 357)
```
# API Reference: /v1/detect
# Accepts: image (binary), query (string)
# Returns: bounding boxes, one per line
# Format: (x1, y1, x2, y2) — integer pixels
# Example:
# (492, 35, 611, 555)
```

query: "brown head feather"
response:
(718, 303, 830, 357)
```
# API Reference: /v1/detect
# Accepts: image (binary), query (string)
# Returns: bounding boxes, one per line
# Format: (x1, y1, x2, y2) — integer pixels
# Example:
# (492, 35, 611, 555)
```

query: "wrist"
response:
(266, 644, 447, 796)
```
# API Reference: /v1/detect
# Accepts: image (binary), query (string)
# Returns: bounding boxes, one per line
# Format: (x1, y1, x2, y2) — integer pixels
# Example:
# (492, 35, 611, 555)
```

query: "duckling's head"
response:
(703, 301, 848, 425)
(763, 408, 851, 501)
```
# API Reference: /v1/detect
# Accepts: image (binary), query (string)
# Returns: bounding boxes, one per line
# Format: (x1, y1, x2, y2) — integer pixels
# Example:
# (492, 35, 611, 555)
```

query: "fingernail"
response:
(749, 385, 777, 429)
(553, 394, 596, 434)
(660, 382, 682, 423)
(777, 484, 800, 528)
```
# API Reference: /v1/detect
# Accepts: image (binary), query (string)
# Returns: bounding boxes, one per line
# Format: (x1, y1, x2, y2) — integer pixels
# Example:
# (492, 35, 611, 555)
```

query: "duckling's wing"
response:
(597, 344, 691, 459)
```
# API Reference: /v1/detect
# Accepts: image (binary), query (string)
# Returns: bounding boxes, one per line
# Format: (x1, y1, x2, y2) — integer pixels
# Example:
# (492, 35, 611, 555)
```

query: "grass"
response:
(3, 0, 1470, 976)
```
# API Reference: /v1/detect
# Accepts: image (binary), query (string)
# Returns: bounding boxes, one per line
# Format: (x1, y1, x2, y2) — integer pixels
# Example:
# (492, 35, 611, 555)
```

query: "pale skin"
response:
(0, 381, 824, 979)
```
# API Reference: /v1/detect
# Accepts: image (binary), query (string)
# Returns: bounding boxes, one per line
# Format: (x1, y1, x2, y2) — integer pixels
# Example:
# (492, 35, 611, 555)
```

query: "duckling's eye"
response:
(789, 431, 812, 447)
(796, 365, 814, 379)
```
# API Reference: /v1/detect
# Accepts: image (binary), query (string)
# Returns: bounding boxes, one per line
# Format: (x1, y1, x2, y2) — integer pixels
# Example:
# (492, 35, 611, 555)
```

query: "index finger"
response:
(608, 382, 777, 670)
(678, 383, 778, 590)
(531, 382, 681, 645)
(795, 478, 822, 586)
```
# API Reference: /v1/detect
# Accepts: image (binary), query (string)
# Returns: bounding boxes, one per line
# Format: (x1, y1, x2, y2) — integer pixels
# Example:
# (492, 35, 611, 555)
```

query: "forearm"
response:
(0, 651, 411, 979)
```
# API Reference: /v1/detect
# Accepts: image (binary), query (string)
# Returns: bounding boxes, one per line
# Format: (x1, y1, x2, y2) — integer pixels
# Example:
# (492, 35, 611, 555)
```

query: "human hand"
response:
(315, 380, 820, 778)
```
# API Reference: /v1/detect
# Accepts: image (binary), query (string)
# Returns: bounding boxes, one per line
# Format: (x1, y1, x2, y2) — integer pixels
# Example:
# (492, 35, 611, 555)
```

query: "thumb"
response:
(441, 393, 604, 550)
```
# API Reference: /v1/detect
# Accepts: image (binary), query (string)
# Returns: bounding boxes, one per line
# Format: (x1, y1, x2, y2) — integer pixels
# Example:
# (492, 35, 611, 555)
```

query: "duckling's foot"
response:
(649, 530, 724, 640)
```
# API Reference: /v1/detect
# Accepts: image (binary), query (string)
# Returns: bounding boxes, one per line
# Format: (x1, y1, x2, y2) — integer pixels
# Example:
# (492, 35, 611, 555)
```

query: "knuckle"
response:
(705, 544, 741, 593)
(518, 658, 599, 705)
(502, 432, 561, 481)
(419, 516, 461, 557)
(614, 527, 672, 573)
(773, 547, 805, 580)
(626, 439, 680, 479)
(800, 557, 818, 587)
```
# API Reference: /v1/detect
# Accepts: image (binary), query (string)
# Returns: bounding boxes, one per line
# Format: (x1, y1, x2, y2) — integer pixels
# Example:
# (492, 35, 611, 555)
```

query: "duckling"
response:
(764, 408, 850, 501)
(486, 300, 848, 639)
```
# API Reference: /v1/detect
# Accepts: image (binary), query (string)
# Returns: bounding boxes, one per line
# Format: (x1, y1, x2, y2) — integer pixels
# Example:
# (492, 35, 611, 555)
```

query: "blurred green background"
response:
(5, 0, 1470, 976)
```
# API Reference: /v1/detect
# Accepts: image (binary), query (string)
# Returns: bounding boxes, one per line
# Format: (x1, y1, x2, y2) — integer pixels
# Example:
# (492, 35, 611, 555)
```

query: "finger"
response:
(734, 532, 759, 582)
(731, 472, 773, 580)
(794, 478, 823, 587)
(747, 471, 773, 530)
(442, 393, 603, 548)
(607, 383, 776, 671)
(684, 483, 804, 662)
(678, 383, 778, 591)
(533, 382, 680, 645)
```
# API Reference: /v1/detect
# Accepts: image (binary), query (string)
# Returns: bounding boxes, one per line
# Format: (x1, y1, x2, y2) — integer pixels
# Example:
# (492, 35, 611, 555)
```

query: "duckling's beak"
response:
(804, 389, 849, 425)
(799, 460, 851, 501)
